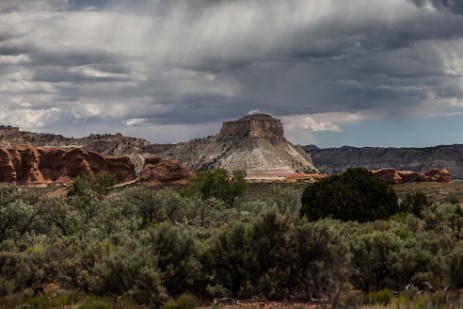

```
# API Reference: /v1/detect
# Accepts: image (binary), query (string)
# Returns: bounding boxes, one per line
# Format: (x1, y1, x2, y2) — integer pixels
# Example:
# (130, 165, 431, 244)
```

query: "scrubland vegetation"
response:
(1, 168, 463, 308)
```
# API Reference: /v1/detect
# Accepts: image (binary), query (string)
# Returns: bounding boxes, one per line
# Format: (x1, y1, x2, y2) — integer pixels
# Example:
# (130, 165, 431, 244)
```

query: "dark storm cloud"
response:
(410, 0, 463, 14)
(1, 0, 463, 139)
(0, 44, 33, 56)
(29, 49, 120, 67)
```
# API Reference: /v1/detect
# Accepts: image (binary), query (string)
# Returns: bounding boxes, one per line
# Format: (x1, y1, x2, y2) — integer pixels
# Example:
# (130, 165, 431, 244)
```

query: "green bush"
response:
(0, 241, 44, 296)
(68, 171, 116, 198)
(208, 222, 252, 296)
(448, 245, 463, 288)
(141, 224, 202, 297)
(300, 168, 399, 222)
(368, 288, 392, 305)
(246, 211, 290, 297)
(162, 294, 196, 309)
(84, 236, 167, 306)
(401, 191, 431, 218)
(182, 169, 247, 206)
(285, 219, 350, 302)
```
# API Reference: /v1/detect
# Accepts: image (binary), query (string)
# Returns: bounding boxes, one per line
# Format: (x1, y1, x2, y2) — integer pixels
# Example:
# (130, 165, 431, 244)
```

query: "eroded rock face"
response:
(140, 157, 192, 186)
(149, 114, 318, 177)
(219, 113, 285, 139)
(0, 145, 136, 186)
(372, 168, 451, 184)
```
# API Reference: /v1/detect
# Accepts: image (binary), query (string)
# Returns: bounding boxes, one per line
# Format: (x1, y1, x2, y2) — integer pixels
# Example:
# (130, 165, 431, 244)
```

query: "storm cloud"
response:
(0, 0, 463, 144)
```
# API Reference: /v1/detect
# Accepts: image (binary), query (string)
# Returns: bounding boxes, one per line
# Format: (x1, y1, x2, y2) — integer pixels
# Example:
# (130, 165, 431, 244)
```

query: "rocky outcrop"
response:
(0, 145, 136, 186)
(372, 168, 451, 184)
(150, 114, 318, 177)
(305, 144, 463, 179)
(219, 114, 285, 139)
(140, 157, 192, 186)
(0, 126, 22, 146)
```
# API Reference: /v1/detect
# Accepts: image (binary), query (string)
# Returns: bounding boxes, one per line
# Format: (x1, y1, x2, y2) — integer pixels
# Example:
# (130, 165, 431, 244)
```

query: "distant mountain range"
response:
(303, 144, 463, 179)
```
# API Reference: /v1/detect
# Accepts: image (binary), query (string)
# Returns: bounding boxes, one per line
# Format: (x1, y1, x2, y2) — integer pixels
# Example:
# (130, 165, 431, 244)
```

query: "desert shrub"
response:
(246, 211, 290, 297)
(448, 244, 463, 288)
(0, 184, 44, 242)
(84, 236, 167, 306)
(162, 294, 196, 309)
(106, 186, 189, 228)
(0, 183, 25, 205)
(42, 234, 111, 287)
(284, 219, 351, 304)
(448, 204, 463, 240)
(208, 222, 252, 296)
(94, 202, 142, 237)
(0, 241, 45, 296)
(368, 288, 392, 305)
(300, 168, 399, 222)
(401, 191, 431, 218)
(76, 296, 113, 309)
(0, 199, 37, 241)
(37, 197, 78, 236)
(184, 197, 231, 228)
(140, 224, 202, 297)
(68, 190, 102, 227)
(68, 171, 116, 198)
(182, 169, 247, 206)
(270, 186, 302, 215)
(348, 226, 436, 292)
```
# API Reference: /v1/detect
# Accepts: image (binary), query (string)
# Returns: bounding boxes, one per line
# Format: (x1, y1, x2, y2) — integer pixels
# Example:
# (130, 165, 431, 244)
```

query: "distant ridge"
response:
(304, 144, 463, 179)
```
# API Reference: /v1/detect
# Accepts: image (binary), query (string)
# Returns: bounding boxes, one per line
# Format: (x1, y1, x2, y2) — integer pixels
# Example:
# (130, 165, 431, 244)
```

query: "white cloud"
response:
(281, 112, 376, 144)
(0, 107, 60, 129)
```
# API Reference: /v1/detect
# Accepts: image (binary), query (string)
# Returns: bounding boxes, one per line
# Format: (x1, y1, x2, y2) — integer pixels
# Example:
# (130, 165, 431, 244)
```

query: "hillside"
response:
(305, 144, 463, 179)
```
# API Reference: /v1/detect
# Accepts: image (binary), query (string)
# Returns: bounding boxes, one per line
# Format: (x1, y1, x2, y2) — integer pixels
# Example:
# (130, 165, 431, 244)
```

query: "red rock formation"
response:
(425, 169, 451, 182)
(372, 168, 403, 184)
(0, 145, 136, 186)
(141, 157, 191, 186)
(372, 168, 451, 184)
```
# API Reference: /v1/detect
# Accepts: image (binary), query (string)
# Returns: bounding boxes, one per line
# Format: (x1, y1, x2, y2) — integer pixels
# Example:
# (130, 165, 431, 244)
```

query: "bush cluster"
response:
(1, 168, 463, 307)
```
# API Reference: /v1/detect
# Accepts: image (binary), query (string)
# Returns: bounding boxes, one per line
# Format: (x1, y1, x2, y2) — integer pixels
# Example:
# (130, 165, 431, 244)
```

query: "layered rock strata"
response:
(0, 145, 136, 186)
(151, 114, 318, 176)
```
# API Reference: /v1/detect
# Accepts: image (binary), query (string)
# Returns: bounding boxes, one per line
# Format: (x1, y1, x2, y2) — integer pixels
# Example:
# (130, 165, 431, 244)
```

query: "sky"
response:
(1, 0, 463, 148)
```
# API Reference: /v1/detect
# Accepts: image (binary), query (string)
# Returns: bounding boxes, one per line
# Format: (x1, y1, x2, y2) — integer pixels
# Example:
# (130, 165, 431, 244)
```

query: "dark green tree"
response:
(300, 168, 399, 222)
(182, 169, 247, 206)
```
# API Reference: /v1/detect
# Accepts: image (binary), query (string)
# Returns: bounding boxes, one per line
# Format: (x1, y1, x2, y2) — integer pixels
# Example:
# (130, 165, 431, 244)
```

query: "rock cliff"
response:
(151, 114, 318, 176)
(305, 144, 463, 179)
(219, 114, 285, 139)
(372, 168, 451, 184)
(0, 131, 152, 175)
(0, 145, 136, 186)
